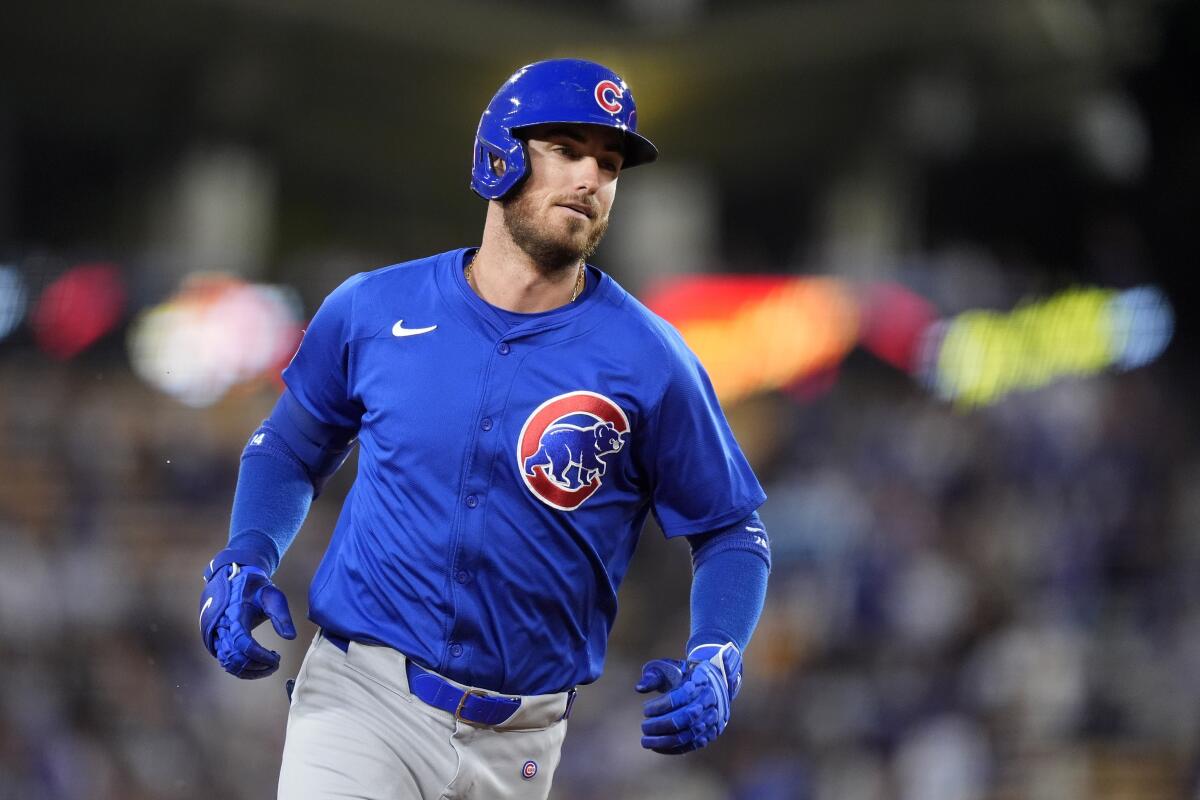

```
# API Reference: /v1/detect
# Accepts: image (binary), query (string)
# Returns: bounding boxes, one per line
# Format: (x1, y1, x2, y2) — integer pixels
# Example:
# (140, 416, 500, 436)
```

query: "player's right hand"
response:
(199, 558, 296, 679)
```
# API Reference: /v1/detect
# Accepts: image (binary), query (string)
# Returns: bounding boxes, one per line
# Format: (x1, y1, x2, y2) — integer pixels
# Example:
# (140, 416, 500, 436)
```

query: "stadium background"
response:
(2, 1, 1198, 798)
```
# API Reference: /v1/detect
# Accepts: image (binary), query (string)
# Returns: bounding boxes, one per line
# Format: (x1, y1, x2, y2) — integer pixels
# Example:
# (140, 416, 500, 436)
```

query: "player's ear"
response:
(490, 154, 506, 177)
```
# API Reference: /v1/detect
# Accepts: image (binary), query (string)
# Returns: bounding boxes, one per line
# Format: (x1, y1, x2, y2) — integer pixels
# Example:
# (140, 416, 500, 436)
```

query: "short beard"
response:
(501, 188, 609, 277)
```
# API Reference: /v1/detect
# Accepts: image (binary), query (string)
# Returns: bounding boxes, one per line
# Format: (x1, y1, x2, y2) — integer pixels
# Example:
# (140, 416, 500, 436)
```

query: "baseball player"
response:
(199, 58, 771, 799)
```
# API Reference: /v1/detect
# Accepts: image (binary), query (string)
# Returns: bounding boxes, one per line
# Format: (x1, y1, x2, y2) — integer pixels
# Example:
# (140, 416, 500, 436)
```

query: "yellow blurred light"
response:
(935, 287, 1124, 407)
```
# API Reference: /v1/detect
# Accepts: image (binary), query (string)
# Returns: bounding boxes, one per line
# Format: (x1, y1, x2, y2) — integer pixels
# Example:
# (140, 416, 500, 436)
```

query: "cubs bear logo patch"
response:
(518, 391, 630, 511)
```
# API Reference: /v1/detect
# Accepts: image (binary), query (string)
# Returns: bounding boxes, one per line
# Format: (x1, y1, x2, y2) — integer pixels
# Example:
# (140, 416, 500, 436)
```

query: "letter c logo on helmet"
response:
(594, 80, 624, 114)
(470, 59, 658, 201)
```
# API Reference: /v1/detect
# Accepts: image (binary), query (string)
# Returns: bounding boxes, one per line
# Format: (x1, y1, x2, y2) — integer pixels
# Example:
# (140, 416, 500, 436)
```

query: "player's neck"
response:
(471, 212, 583, 314)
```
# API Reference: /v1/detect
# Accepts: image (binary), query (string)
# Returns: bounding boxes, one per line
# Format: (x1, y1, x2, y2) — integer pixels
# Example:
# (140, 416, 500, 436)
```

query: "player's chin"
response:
(545, 217, 591, 251)
(534, 209, 607, 265)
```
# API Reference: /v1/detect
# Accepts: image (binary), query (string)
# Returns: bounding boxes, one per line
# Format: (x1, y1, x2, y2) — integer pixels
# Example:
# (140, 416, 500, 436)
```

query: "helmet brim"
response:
(512, 122, 658, 171)
(621, 131, 659, 169)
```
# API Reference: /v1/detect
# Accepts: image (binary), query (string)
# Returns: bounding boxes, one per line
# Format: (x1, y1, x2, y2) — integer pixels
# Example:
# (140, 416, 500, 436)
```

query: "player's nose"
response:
(572, 157, 603, 194)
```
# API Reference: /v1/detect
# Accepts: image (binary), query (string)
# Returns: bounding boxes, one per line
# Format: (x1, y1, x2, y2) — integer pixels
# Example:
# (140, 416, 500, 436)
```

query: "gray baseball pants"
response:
(277, 631, 571, 799)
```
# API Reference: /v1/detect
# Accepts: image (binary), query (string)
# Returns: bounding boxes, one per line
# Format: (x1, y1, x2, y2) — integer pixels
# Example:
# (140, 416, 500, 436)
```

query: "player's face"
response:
(501, 124, 624, 274)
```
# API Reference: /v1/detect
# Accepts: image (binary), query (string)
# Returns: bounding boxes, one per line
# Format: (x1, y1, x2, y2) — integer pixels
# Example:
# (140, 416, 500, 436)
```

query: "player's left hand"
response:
(635, 642, 742, 754)
(199, 559, 296, 679)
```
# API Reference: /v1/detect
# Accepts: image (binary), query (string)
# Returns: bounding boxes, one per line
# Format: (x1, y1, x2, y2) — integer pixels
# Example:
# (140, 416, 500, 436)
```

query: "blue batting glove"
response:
(637, 642, 742, 755)
(635, 658, 686, 694)
(199, 557, 296, 679)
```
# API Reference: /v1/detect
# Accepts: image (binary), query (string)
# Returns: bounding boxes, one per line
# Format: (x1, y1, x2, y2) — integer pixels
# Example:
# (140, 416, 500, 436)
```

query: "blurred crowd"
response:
(0, 269, 1194, 799)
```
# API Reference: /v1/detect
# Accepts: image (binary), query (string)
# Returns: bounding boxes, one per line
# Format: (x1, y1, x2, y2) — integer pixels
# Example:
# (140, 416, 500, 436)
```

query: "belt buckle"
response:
(454, 688, 492, 726)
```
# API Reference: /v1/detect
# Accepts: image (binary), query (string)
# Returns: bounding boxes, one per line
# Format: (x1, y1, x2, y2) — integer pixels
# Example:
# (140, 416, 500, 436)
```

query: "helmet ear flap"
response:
(471, 134, 528, 200)
(472, 140, 501, 196)
(501, 141, 529, 195)
(477, 143, 506, 178)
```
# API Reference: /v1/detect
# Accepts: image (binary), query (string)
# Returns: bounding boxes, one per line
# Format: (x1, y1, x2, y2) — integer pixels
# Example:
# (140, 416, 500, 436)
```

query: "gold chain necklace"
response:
(466, 259, 585, 303)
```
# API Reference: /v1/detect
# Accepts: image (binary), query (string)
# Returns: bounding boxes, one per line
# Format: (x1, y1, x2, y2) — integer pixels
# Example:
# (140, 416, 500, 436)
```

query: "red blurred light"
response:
(856, 281, 938, 372)
(31, 263, 127, 360)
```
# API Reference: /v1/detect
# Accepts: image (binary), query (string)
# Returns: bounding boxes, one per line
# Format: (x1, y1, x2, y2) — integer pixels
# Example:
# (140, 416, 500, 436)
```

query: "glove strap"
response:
(687, 641, 739, 666)
(687, 641, 742, 696)
(204, 547, 274, 581)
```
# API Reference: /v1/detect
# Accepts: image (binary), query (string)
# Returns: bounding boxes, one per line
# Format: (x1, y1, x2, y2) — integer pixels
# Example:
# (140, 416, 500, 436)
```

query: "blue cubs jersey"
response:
(282, 248, 765, 695)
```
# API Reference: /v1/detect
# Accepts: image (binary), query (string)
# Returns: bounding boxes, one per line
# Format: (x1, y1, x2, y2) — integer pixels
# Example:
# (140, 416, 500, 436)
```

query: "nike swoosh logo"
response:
(745, 526, 765, 533)
(392, 320, 438, 337)
(199, 597, 213, 630)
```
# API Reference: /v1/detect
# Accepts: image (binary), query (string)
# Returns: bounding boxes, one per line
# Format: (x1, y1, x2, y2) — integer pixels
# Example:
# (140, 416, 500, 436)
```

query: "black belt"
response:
(324, 632, 537, 726)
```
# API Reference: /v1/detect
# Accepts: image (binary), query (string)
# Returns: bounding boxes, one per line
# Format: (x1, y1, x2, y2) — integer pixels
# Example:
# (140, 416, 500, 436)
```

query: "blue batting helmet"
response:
(470, 59, 659, 200)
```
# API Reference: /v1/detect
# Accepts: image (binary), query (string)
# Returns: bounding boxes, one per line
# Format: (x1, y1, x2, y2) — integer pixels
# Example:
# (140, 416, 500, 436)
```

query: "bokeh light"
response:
(918, 284, 1174, 407)
(128, 273, 303, 407)
(645, 275, 860, 404)
(30, 262, 127, 360)
(856, 281, 939, 371)
(1108, 285, 1174, 369)
(0, 265, 28, 341)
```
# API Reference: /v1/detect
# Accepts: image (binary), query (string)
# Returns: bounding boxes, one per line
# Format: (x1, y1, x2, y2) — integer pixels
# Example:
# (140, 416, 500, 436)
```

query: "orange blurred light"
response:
(644, 276, 860, 405)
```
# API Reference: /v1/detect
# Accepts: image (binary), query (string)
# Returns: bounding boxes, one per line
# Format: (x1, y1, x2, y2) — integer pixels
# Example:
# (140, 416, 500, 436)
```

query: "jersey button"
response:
(497, 342, 511, 355)
(449, 643, 464, 658)
(480, 417, 493, 431)
(455, 570, 470, 584)
(465, 495, 478, 508)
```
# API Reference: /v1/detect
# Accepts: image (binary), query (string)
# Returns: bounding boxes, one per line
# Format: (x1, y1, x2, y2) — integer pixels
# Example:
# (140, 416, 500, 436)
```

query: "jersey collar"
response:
(437, 248, 624, 342)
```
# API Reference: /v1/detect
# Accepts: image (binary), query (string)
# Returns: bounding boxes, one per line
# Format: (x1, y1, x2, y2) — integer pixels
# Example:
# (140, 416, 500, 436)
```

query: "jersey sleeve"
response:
(642, 332, 766, 538)
(280, 275, 366, 431)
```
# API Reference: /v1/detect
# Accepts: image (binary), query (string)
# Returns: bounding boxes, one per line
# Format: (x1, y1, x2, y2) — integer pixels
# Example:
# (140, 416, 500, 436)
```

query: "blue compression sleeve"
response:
(227, 433, 314, 575)
(685, 513, 770, 653)
(225, 390, 358, 573)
